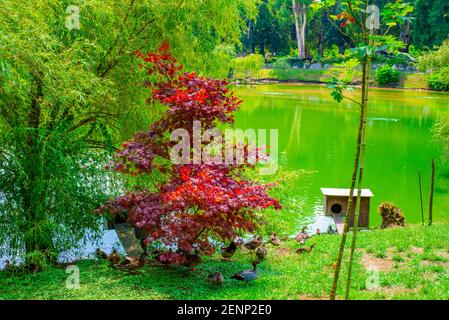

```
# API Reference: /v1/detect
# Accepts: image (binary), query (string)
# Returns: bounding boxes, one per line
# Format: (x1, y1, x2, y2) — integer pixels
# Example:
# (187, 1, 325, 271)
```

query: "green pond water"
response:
(234, 84, 449, 229)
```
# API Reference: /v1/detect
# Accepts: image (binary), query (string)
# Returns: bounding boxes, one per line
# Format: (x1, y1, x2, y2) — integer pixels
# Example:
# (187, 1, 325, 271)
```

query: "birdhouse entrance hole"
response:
(331, 203, 342, 214)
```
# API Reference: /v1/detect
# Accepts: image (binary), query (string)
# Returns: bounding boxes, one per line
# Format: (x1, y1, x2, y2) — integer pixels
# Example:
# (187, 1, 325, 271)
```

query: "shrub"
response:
(231, 54, 264, 80)
(418, 40, 449, 90)
(325, 58, 361, 83)
(375, 65, 400, 85)
(426, 66, 449, 91)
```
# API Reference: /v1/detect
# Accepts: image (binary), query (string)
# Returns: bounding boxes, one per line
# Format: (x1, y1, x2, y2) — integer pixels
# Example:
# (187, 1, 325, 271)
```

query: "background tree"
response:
(0, 0, 255, 268)
(292, 0, 313, 58)
(412, 0, 449, 48)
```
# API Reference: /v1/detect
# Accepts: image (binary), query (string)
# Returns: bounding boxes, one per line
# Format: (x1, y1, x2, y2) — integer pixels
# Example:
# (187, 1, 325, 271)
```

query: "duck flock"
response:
(96, 225, 337, 285)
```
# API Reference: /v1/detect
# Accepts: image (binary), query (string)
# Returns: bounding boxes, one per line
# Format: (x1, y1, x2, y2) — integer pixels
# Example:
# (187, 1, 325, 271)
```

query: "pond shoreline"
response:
(232, 78, 446, 93)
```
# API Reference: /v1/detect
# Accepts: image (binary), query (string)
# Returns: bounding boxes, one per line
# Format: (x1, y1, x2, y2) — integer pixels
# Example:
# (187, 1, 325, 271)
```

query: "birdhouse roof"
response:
(320, 188, 374, 198)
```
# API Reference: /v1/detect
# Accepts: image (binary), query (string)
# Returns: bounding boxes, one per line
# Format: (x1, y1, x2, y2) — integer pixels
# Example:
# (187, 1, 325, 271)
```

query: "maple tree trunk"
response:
(292, 0, 306, 59)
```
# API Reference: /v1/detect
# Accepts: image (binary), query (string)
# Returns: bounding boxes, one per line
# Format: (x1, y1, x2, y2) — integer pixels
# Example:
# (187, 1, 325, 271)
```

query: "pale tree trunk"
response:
(292, 0, 306, 59)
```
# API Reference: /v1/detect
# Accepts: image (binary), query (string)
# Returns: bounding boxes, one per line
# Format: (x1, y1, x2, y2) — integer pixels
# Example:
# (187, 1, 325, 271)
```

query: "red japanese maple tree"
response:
(97, 42, 280, 264)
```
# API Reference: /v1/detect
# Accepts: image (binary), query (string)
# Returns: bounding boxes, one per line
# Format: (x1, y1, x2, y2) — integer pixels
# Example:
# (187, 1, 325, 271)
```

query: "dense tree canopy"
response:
(0, 0, 257, 267)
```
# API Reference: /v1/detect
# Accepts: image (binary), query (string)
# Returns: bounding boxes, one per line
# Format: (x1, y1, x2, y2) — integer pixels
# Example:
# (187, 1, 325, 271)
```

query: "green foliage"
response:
(270, 61, 325, 81)
(376, 65, 400, 85)
(418, 40, 449, 71)
(412, 0, 449, 48)
(325, 58, 361, 83)
(0, 126, 118, 263)
(231, 54, 265, 79)
(433, 115, 449, 158)
(319, 45, 346, 64)
(418, 41, 449, 91)
(426, 68, 449, 91)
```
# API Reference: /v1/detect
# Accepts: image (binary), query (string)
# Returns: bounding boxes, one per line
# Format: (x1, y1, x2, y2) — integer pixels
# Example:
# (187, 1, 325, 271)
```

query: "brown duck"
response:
(108, 249, 120, 265)
(184, 253, 202, 270)
(295, 227, 310, 244)
(296, 243, 316, 254)
(269, 233, 281, 246)
(244, 236, 263, 251)
(207, 272, 224, 285)
(114, 253, 148, 273)
(221, 240, 240, 261)
(256, 245, 267, 260)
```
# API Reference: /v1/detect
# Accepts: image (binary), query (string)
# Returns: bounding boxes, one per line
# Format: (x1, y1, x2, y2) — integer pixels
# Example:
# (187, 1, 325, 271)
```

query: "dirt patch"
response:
(410, 246, 424, 255)
(366, 285, 420, 297)
(276, 247, 293, 257)
(421, 260, 449, 268)
(299, 294, 329, 300)
(362, 253, 394, 272)
(436, 250, 449, 260)
(422, 272, 438, 281)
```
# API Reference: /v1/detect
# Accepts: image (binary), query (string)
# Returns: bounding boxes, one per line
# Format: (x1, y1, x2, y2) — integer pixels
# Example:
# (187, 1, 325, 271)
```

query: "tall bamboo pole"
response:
(329, 110, 363, 300)
(429, 159, 435, 226)
(418, 171, 424, 225)
(345, 54, 371, 299)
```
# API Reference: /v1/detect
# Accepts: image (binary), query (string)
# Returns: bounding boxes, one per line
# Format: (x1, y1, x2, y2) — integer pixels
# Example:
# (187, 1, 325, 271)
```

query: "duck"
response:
(221, 240, 240, 261)
(95, 248, 108, 260)
(207, 272, 224, 285)
(296, 243, 316, 254)
(256, 245, 267, 260)
(327, 225, 337, 235)
(184, 253, 202, 270)
(4, 260, 13, 272)
(295, 227, 310, 244)
(269, 233, 281, 246)
(315, 228, 321, 236)
(243, 236, 263, 251)
(114, 253, 148, 273)
(108, 249, 121, 265)
(231, 260, 260, 282)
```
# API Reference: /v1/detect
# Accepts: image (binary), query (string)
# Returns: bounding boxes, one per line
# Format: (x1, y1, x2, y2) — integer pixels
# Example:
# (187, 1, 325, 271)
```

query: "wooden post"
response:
(429, 159, 435, 226)
(418, 171, 424, 225)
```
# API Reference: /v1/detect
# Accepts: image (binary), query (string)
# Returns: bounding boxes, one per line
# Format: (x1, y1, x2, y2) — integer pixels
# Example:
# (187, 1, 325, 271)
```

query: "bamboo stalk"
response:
(345, 54, 371, 300)
(429, 159, 435, 226)
(418, 170, 424, 225)
(329, 114, 363, 300)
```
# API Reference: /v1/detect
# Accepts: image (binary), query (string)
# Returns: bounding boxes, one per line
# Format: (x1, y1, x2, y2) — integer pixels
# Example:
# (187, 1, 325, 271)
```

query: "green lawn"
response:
(1, 223, 448, 300)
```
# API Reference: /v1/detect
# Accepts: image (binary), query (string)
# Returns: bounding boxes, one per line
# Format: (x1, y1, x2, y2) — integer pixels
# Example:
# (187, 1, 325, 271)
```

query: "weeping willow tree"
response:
(0, 0, 255, 268)
(313, 0, 413, 299)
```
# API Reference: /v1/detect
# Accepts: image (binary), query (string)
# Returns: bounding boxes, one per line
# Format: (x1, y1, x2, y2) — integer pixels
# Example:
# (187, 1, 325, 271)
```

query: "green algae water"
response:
(234, 84, 449, 228)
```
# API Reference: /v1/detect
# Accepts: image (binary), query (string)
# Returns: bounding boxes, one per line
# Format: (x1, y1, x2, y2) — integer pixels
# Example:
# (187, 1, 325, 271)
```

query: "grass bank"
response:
(1, 222, 448, 300)
(235, 68, 428, 90)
